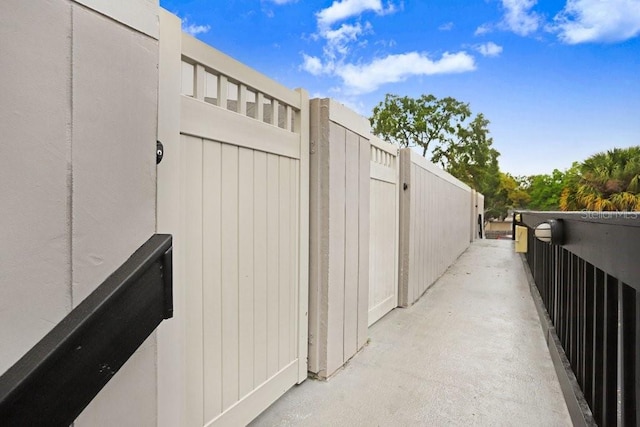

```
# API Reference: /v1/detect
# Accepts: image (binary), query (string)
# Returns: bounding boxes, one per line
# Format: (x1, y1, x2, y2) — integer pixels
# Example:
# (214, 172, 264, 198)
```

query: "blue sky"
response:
(160, 0, 640, 177)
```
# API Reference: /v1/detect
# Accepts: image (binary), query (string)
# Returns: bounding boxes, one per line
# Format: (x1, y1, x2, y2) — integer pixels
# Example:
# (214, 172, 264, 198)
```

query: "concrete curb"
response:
(519, 253, 596, 427)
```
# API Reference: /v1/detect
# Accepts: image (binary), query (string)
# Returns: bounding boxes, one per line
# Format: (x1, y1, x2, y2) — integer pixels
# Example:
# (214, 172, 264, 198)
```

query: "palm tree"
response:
(560, 146, 640, 211)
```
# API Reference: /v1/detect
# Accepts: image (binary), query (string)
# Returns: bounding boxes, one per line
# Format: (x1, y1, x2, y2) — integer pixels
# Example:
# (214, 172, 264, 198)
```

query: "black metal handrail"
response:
(516, 212, 640, 426)
(0, 234, 173, 426)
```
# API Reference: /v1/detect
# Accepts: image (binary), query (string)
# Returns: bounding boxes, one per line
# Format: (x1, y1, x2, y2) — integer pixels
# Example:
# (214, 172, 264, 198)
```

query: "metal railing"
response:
(0, 234, 173, 426)
(516, 212, 640, 426)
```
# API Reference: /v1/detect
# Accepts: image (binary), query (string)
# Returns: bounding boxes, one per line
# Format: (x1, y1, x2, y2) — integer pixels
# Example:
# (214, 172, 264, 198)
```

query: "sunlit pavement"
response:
(251, 239, 571, 427)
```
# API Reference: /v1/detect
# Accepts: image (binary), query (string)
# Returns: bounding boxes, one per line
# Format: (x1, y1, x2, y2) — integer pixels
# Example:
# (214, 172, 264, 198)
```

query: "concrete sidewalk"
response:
(251, 240, 571, 426)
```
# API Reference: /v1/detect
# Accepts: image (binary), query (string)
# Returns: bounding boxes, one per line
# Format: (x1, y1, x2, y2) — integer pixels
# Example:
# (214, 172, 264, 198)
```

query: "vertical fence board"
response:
(266, 154, 280, 378)
(278, 157, 291, 370)
(253, 152, 268, 387)
(238, 148, 255, 398)
(408, 166, 417, 304)
(203, 140, 223, 419)
(326, 122, 346, 375)
(343, 131, 360, 358)
(369, 179, 379, 313)
(357, 136, 370, 347)
(289, 160, 299, 363)
(184, 136, 205, 426)
(221, 144, 240, 411)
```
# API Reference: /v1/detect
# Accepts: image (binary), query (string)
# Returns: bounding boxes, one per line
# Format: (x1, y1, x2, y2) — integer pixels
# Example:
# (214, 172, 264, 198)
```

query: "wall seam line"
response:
(69, 2, 75, 311)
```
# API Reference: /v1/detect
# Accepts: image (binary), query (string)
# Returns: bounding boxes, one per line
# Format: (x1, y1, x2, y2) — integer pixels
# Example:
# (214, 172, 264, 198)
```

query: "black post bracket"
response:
(0, 234, 173, 426)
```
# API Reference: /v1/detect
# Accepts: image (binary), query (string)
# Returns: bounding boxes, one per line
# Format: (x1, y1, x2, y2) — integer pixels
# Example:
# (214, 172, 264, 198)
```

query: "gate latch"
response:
(156, 141, 164, 165)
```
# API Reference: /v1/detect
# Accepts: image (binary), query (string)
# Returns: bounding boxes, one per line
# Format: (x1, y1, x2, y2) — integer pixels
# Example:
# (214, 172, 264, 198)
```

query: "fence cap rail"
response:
(516, 211, 640, 290)
(402, 148, 471, 193)
(180, 31, 302, 109)
(516, 210, 640, 228)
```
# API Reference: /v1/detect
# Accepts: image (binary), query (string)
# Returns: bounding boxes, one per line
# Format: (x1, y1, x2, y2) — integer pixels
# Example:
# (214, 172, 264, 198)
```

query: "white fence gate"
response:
(368, 137, 399, 325)
(157, 11, 309, 427)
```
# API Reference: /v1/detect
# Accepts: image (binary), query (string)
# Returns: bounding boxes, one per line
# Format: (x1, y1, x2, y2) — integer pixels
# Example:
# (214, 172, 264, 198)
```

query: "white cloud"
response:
(474, 23, 493, 35)
(475, 0, 541, 37)
(182, 18, 211, 36)
(476, 42, 503, 57)
(268, 0, 297, 4)
(323, 22, 371, 58)
(301, 54, 330, 75)
(439, 22, 454, 31)
(312, 2, 379, 61)
(500, 0, 542, 36)
(552, 0, 640, 44)
(336, 51, 476, 94)
(317, 0, 396, 28)
(301, 0, 475, 95)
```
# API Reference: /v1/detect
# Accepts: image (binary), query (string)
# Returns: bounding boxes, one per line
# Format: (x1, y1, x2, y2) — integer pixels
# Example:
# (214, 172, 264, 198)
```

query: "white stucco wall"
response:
(0, 1, 159, 425)
(0, 0, 73, 377)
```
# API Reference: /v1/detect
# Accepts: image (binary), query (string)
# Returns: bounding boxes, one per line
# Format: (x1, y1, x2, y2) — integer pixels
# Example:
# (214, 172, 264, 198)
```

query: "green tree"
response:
(370, 94, 471, 158)
(487, 173, 530, 220)
(439, 113, 500, 192)
(525, 169, 565, 211)
(370, 93, 504, 218)
(438, 113, 501, 218)
(560, 147, 640, 211)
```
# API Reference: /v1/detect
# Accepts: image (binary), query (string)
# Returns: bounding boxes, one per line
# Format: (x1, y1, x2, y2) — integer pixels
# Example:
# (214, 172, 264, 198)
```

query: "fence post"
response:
(397, 149, 412, 307)
(308, 98, 371, 379)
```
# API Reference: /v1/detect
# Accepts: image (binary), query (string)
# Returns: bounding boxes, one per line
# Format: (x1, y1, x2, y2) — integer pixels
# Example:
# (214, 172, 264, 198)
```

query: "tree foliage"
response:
(560, 147, 640, 211)
(523, 169, 566, 211)
(371, 93, 640, 214)
(441, 113, 500, 193)
(370, 94, 471, 157)
(486, 173, 530, 220)
(370, 93, 503, 217)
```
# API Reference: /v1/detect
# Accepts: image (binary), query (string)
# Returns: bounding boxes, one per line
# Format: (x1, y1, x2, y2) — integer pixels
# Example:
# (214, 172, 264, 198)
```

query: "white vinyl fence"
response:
(157, 9, 484, 424)
(157, 10, 309, 427)
(308, 99, 370, 379)
(368, 136, 399, 325)
(5, 5, 490, 426)
(398, 148, 474, 307)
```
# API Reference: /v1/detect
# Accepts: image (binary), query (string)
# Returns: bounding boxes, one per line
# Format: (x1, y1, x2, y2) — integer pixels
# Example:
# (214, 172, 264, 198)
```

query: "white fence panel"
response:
(157, 10, 309, 426)
(398, 149, 472, 307)
(368, 137, 399, 325)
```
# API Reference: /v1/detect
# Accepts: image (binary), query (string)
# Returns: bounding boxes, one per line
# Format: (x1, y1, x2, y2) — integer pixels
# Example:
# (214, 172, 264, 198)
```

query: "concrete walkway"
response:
(251, 240, 572, 426)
